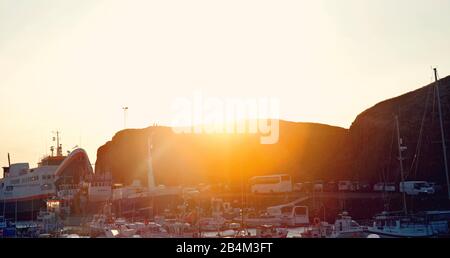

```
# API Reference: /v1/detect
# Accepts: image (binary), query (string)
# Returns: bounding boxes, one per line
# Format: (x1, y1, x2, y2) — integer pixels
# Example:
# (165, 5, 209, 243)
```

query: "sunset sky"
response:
(1, 0, 450, 170)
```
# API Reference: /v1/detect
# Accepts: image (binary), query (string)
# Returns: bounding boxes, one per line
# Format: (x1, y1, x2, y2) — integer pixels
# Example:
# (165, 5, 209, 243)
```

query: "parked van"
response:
(282, 206, 309, 226)
(399, 181, 435, 195)
(269, 205, 310, 226)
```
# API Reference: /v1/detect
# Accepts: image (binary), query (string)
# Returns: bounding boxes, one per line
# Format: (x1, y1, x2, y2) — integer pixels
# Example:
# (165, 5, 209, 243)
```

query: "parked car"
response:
(358, 182, 371, 192)
(313, 181, 324, 192)
(324, 181, 338, 192)
(385, 183, 396, 192)
(351, 181, 360, 192)
(338, 181, 354, 192)
(373, 182, 396, 192)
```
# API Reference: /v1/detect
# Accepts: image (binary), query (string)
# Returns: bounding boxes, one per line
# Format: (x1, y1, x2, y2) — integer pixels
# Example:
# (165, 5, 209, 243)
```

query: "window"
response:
(6, 186, 13, 191)
(415, 182, 429, 188)
(351, 221, 360, 227)
(41, 184, 53, 190)
(294, 206, 307, 215)
(251, 177, 280, 185)
(281, 175, 291, 181)
(281, 206, 293, 214)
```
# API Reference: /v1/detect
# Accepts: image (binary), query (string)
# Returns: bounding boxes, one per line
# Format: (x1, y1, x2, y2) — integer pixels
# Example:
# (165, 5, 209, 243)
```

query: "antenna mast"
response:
(395, 115, 408, 215)
(434, 68, 450, 200)
(51, 131, 62, 156)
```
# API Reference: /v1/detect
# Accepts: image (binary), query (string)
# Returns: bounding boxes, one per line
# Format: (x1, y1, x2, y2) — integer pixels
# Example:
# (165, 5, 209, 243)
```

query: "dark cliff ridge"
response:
(349, 75, 450, 185)
(95, 75, 450, 187)
(95, 121, 350, 187)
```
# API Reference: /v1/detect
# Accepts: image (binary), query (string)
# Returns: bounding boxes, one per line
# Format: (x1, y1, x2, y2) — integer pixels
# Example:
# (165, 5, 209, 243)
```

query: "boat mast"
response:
(241, 172, 245, 232)
(147, 131, 157, 190)
(395, 115, 408, 215)
(434, 68, 450, 200)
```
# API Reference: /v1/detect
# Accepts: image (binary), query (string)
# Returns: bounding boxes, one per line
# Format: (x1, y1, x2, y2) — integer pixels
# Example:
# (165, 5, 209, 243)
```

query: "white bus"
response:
(249, 174, 292, 194)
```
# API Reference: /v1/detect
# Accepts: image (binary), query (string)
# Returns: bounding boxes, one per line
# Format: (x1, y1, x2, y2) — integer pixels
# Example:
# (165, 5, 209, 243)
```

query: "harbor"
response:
(2, 142, 450, 238)
(3, 68, 450, 238)
(2, 1, 450, 244)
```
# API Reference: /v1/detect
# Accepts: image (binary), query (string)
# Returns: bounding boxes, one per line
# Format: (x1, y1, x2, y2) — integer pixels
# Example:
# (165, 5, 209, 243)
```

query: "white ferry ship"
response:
(0, 134, 93, 221)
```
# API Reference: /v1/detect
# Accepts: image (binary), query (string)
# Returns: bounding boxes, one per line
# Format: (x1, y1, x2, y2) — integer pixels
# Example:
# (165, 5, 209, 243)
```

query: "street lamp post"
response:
(122, 107, 128, 129)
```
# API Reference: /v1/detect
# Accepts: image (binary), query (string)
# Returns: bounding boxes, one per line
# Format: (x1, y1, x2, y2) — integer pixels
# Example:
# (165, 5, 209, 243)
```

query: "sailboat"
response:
(366, 68, 450, 238)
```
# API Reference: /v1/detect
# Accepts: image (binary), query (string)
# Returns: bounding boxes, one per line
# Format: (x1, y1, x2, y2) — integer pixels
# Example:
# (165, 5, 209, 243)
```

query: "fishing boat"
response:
(137, 222, 171, 238)
(237, 212, 282, 227)
(301, 211, 366, 238)
(255, 225, 288, 238)
(198, 216, 226, 231)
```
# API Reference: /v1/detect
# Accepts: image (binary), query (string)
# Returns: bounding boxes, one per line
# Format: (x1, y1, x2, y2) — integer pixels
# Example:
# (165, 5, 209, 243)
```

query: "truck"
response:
(399, 181, 435, 195)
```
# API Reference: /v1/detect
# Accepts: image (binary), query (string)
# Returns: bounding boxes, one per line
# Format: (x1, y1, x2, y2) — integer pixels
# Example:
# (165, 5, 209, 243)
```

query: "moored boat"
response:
(365, 211, 449, 238)
(1, 134, 93, 221)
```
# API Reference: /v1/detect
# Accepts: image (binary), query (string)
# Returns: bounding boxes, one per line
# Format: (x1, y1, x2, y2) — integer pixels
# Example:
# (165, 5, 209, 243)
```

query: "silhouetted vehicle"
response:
(338, 181, 355, 192)
(358, 182, 371, 192)
(324, 181, 338, 192)
(250, 174, 292, 194)
(351, 181, 360, 192)
(301, 182, 313, 193)
(400, 181, 435, 195)
(429, 182, 443, 193)
(373, 182, 396, 192)
(313, 180, 324, 192)
(293, 183, 302, 192)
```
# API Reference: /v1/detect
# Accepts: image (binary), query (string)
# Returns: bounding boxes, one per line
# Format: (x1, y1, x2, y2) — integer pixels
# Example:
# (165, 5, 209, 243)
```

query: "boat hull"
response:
(0, 197, 49, 221)
(365, 228, 437, 238)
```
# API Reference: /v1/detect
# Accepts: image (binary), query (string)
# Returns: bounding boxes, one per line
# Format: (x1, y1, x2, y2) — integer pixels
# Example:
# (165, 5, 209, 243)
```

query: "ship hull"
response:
(0, 196, 49, 221)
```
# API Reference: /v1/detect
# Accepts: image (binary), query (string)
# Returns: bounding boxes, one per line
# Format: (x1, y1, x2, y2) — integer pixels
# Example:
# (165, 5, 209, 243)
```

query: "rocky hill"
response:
(95, 121, 350, 187)
(349, 75, 450, 185)
(95, 75, 450, 188)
